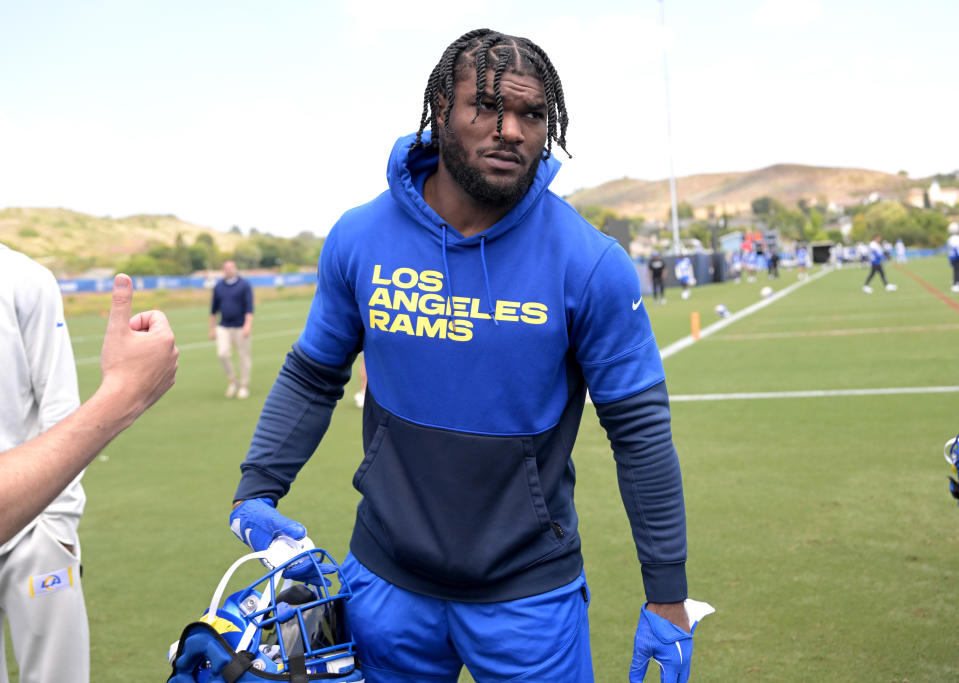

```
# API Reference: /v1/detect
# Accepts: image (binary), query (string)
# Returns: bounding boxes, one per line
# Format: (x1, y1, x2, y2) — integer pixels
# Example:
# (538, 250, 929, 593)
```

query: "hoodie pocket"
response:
(352, 413, 564, 586)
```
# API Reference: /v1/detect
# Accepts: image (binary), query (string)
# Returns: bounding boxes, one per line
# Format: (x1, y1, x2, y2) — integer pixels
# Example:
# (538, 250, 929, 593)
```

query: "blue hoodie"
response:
(235, 132, 687, 603)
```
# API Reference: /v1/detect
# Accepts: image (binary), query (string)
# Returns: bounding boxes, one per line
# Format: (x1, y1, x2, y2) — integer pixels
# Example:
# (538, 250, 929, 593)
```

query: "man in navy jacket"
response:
(209, 260, 254, 399)
(229, 29, 704, 682)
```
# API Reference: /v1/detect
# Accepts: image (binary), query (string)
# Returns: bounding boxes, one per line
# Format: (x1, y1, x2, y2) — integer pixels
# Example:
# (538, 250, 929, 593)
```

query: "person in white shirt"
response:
(0, 243, 91, 682)
(895, 238, 907, 264)
(674, 255, 695, 299)
(0, 250, 177, 683)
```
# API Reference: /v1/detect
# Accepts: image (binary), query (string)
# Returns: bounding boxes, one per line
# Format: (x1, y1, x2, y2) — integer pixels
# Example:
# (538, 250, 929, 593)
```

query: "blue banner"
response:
(58, 271, 318, 294)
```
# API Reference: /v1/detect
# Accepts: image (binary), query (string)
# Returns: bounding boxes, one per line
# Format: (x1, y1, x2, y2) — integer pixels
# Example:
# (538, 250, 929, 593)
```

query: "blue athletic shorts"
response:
(339, 552, 593, 682)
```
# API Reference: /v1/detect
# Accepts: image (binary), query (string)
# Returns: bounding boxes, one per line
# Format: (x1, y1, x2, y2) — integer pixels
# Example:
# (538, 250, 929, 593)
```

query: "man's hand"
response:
(229, 498, 323, 583)
(630, 599, 714, 682)
(98, 274, 178, 426)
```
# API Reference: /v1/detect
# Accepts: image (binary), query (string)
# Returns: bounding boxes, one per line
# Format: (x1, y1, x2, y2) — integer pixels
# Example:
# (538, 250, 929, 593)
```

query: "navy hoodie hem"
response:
(349, 524, 585, 603)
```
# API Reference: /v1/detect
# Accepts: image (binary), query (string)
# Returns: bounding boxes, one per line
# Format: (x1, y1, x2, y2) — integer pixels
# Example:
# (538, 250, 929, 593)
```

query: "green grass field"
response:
(7, 257, 959, 681)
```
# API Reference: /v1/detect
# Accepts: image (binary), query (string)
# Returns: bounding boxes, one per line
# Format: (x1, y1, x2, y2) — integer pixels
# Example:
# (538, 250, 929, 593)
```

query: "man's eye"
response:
(526, 111, 545, 120)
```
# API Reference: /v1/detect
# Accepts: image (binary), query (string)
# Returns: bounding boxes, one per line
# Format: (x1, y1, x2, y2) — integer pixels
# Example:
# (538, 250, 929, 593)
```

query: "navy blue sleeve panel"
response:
(243, 281, 254, 314)
(297, 224, 364, 367)
(233, 344, 355, 504)
(211, 284, 220, 316)
(594, 381, 688, 603)
(572, 243, 665, 404)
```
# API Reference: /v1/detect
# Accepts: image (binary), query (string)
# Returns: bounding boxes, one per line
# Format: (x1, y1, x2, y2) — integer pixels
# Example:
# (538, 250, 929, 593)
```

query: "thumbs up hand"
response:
(98, 274, 179, 425)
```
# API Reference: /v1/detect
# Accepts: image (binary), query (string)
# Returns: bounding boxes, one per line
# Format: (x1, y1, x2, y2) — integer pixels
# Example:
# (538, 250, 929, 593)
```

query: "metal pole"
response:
(659, 0, 681, 255)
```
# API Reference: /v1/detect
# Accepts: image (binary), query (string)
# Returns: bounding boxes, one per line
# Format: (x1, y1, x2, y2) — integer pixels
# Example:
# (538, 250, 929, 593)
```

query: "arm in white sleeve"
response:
(15, 264, 84, 544)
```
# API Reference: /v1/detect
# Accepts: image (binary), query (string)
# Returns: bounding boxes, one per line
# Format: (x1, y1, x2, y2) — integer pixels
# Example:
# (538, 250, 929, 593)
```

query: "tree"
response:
(677, 201, 694, 219)
(577, 205, 619, 230)
(751, 196, 785, 217)
(122, 254, 162, 276)
(232, 242, 262, 270)
(172, 233, 193, 274)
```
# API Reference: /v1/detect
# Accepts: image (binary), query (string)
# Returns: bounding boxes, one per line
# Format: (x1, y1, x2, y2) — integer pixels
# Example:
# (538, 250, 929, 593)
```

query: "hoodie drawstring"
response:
(441, 225, 453, 312)
(479, 236, 499, 326)
(440, 226, 498, 326)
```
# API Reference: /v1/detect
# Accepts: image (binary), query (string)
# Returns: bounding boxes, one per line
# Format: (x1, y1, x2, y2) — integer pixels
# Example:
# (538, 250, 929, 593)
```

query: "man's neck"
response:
(423, 165, 515, 238)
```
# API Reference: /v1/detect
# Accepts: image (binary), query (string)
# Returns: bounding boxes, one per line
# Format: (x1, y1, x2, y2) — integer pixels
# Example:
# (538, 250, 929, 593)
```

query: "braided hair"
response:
(413, 29, 571, 159)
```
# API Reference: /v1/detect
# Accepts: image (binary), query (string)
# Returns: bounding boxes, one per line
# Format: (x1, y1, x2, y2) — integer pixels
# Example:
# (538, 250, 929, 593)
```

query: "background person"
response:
(862, 235, 896, 293)
(209, 260, 254, 399)
(895, 238, 907, 264)
(649, 251, 666, 304)
(947, 222, 959, 293)
(228, 28, 702, 682)
(675, 254, 694, 299)
(767, 250, 780, 279)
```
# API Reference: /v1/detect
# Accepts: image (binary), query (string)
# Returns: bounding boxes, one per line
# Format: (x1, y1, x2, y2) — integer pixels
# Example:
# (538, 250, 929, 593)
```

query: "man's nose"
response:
(496, 112, 525, 145)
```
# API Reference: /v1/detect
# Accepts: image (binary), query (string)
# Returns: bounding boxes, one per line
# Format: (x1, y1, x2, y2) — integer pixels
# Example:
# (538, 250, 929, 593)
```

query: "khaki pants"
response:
(0, 519, 89, 683)
(215, 325, 251, 388)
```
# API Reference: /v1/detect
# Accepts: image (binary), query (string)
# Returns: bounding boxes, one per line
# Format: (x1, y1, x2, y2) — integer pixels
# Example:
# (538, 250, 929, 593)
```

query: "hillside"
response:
(566, 164, 920, 220)
(0, 208, 243, 276)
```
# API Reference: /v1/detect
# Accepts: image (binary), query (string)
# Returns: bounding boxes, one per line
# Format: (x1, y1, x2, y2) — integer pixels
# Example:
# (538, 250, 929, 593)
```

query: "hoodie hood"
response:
(386, 131, 562, 246)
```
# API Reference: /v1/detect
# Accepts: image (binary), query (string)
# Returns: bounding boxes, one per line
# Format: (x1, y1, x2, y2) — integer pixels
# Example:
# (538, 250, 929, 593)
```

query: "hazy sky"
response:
(1, 0, 956, 237)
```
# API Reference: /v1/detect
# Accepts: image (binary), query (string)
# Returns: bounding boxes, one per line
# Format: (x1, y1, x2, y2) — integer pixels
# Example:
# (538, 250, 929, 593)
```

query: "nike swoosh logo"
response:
(632, 299, 642, 310)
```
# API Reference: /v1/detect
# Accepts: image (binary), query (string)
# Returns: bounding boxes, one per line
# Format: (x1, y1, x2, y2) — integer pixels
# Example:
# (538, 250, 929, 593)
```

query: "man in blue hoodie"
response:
(228, 29, 703, 682)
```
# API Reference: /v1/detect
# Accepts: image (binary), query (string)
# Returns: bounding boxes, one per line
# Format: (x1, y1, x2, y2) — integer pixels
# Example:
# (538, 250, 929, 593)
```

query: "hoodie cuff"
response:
(641, 562, 688, 603)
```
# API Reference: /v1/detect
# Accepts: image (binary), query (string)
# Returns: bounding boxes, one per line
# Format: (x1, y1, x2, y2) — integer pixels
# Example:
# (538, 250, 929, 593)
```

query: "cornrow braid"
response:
(413, 28, 571, 159)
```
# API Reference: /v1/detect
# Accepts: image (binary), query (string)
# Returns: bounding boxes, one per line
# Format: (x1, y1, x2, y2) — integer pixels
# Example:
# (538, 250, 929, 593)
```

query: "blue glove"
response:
(630, 600, 713, 682)
(229, 498, 320, 583)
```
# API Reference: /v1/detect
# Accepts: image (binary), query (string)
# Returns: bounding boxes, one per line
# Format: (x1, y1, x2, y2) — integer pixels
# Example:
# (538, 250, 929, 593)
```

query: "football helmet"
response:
(168, 540, 362, 682)
(945, 435, 959, 506)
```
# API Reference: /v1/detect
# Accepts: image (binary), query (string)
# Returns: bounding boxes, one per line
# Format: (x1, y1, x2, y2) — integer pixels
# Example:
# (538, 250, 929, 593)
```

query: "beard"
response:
(439, 133, 541, 208)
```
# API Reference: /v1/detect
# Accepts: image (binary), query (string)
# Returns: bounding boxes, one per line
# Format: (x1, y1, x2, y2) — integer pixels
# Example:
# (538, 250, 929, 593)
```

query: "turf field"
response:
(6, 256, 959, 681)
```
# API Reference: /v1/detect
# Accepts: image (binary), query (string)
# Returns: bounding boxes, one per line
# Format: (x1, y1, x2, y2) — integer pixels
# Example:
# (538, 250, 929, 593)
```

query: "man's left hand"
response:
(630, 599, 714, 682)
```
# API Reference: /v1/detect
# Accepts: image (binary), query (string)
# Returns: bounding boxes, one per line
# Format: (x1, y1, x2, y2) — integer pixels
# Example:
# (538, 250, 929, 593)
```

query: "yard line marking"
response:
(712, 322, 959, 341)
(69, 310, 309, 343)
(75, 327, 303, 365)
(894, 264, 959, 313)
(671, 386, 959, 402)
(659, 267, 831, 360)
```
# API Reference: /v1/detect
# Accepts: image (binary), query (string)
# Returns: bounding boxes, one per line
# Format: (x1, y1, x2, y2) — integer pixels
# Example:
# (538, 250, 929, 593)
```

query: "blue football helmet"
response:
(168, 543, 362, 681)
(945, 435, 959, 506)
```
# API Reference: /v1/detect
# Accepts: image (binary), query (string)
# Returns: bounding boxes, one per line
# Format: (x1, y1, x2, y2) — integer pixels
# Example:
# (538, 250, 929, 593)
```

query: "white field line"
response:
(658, 269, 959, 401)
(714, 322, 959, 341)
(69, 310, 308, 343)
(75, 328, 303, 365)
(659, 267, 831, 360)
(671, 386, 959, 402)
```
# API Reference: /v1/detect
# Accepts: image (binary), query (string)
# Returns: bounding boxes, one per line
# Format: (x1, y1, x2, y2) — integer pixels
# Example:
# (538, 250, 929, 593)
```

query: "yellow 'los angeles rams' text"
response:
(368, 265, 548, 342)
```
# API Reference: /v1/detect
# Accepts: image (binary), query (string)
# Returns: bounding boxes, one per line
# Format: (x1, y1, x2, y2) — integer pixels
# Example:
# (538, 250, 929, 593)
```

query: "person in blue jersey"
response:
(674, 254, 694, 300)
(209, 260, 254, 399)
(228, 29, 708, 682)
(795, 244, 808, 280)
(862, 235, 897, 293)
(947, 222, 959, 293)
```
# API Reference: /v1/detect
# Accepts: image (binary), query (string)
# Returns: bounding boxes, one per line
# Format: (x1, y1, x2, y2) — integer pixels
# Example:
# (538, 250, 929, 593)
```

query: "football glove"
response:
(229, 498, 323, 583)
(630, 599, 714, 683)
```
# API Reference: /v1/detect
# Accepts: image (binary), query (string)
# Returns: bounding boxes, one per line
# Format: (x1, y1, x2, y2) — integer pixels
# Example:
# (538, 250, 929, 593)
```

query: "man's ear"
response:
(436, 92, 449, 122)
